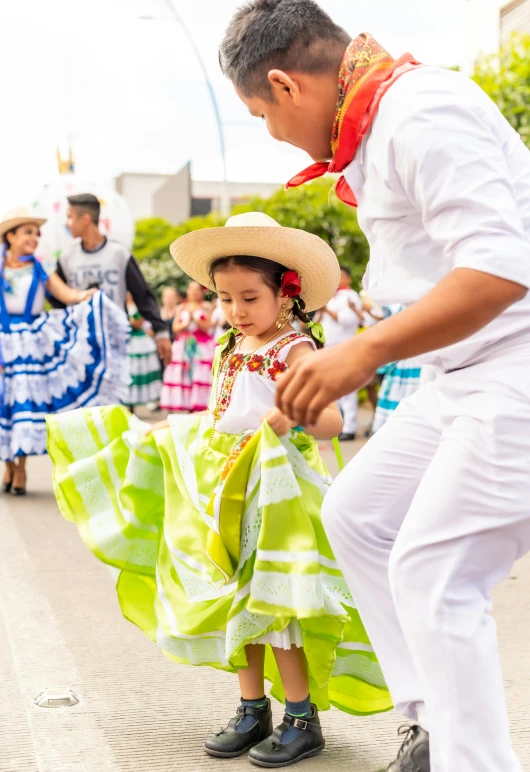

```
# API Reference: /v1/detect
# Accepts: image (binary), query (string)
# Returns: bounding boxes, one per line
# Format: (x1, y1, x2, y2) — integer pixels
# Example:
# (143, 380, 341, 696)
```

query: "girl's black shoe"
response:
(249, 704, 325, 768)
(204, 699, 273, 758)
(3, 481, 12, 493)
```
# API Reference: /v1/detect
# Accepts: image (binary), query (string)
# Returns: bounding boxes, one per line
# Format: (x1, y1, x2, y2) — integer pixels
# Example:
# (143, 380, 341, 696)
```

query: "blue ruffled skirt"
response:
(0, 291, 130, 461)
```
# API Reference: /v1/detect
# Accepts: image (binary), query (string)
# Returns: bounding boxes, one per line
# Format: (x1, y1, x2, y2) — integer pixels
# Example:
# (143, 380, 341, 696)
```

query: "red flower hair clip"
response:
(281, 270, 302, 298)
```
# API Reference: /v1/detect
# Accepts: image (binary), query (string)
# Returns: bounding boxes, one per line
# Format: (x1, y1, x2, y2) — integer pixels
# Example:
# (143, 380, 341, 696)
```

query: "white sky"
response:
(0, 0, 504, 215)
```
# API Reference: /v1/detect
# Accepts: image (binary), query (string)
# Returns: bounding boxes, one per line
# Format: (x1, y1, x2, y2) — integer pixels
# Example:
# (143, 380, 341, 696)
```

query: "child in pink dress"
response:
(160, 281, 215, 412)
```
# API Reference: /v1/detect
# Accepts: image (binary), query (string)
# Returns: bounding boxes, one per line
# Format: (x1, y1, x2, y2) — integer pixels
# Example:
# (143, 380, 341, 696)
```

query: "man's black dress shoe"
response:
(379, 725, 430, 771)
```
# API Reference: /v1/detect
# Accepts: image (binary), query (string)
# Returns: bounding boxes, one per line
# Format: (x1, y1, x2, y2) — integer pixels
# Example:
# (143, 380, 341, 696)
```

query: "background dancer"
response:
(0, 206, 129, 495)
(123, 293, 162, 413)
(160, 281, 215, 413)
(51, 193, 171, 367)
(317, 265, 363, 441)
(159, 286, 183, 340)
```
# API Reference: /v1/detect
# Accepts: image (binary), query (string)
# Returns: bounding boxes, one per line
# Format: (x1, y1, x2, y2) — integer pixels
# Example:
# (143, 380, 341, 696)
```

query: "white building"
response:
(500, 0, 530, 42)
(115, 163, 281, 224)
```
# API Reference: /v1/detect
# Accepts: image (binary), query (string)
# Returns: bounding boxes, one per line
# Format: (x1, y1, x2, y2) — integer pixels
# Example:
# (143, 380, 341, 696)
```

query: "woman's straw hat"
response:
(0, 206, 47, 239)
(169, 212, 340, 312)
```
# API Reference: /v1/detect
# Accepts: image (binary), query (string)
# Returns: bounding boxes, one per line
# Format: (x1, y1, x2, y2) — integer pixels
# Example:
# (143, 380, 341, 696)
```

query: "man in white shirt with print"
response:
(221, 2, 530, 771)
(319, 265, 363, 440)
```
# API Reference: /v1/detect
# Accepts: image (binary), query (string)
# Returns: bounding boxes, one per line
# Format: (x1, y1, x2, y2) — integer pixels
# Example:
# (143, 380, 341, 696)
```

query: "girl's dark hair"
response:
(209, 254, 323, 350)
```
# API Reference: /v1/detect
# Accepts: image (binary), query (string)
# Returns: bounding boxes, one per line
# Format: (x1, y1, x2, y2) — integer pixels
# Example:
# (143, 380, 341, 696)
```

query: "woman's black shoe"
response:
(3, 480, 12, 493)
(249, 705, 325, 767)
(10, 472, 27, 496)
(204, 699, 273, 758)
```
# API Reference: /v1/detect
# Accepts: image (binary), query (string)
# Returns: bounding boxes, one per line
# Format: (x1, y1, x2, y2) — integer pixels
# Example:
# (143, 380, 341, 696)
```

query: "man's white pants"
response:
(338, 390, 358, 435)
(323, 355, 530, 771)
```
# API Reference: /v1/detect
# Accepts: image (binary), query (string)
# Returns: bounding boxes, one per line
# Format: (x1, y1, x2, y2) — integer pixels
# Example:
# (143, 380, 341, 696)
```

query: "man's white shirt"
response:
(344, 65, 530, 371)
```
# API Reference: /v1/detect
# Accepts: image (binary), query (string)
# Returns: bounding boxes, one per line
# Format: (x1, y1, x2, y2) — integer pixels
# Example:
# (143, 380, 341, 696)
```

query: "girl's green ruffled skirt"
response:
(47, 405, 392, 715)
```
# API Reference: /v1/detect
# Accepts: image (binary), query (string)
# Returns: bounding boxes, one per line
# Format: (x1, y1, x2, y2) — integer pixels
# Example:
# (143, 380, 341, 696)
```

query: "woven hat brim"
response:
(169, 226, 340, 312)
(0, 217, 47, 239)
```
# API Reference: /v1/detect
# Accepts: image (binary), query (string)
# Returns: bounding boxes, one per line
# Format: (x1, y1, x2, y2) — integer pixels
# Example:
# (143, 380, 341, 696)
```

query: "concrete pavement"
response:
(1, 416, 530, 771)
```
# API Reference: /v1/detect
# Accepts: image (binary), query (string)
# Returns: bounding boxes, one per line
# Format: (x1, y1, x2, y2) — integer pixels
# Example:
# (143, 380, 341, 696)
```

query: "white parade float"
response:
(32, 148, 135, 262)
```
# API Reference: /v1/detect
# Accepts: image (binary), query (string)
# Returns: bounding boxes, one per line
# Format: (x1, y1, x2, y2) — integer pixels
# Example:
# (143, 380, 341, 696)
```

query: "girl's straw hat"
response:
(170, 212, 340, 312)
(0, 206, 47, 239)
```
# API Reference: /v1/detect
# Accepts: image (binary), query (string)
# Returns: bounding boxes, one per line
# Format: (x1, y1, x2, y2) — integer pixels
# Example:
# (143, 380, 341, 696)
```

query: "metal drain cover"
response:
(34, 688, 79, 708)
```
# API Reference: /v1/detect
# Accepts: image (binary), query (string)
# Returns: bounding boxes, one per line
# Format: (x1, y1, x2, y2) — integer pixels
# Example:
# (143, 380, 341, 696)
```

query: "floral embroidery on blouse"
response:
(247, 354, 264, 372)
(227, 353, 244, 374)
(215, 332, 311, 421)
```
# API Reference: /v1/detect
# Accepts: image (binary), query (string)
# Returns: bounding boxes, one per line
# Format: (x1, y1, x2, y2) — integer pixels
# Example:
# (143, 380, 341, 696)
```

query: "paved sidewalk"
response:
(1, 434, 530, 771)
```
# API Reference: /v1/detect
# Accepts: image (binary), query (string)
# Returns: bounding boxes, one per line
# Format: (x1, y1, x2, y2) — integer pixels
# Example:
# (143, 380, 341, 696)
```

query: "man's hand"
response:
(157, 337, 172, 367)
(263, 407, 295, 437)
(276, 338, 378, 427)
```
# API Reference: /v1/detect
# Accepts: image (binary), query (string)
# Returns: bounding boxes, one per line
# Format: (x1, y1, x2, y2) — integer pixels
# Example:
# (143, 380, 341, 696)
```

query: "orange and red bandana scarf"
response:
(286, 33, 421, 207)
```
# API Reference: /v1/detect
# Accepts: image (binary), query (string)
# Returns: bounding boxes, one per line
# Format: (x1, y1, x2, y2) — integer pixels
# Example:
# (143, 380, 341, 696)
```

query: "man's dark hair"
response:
(219, 0, 350, 99)
(339, 264, 352, 277)
(67, 193, 100, 225)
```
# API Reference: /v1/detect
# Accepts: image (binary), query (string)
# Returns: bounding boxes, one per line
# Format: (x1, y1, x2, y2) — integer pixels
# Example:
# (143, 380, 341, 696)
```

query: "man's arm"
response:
(277, 269, 526, 428)
(125, 256, 171, 366)
(358, 270, 525, 364)
(125, 257, 167, 335)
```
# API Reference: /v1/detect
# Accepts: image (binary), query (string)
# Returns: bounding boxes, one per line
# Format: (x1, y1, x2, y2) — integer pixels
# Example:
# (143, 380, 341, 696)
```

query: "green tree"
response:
(134, 212, 226, 295)
(134, 218, 180, 262)
(473, 33, 530, 148)
(133, 179, 369, 293)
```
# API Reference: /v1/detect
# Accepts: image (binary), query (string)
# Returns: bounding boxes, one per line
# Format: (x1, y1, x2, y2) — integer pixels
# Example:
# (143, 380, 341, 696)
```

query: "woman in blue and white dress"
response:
(0, 206, 130, 495)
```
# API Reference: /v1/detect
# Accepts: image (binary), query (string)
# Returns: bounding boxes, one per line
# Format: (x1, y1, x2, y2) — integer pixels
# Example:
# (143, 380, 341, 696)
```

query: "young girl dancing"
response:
(47, 213, 391, 768)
